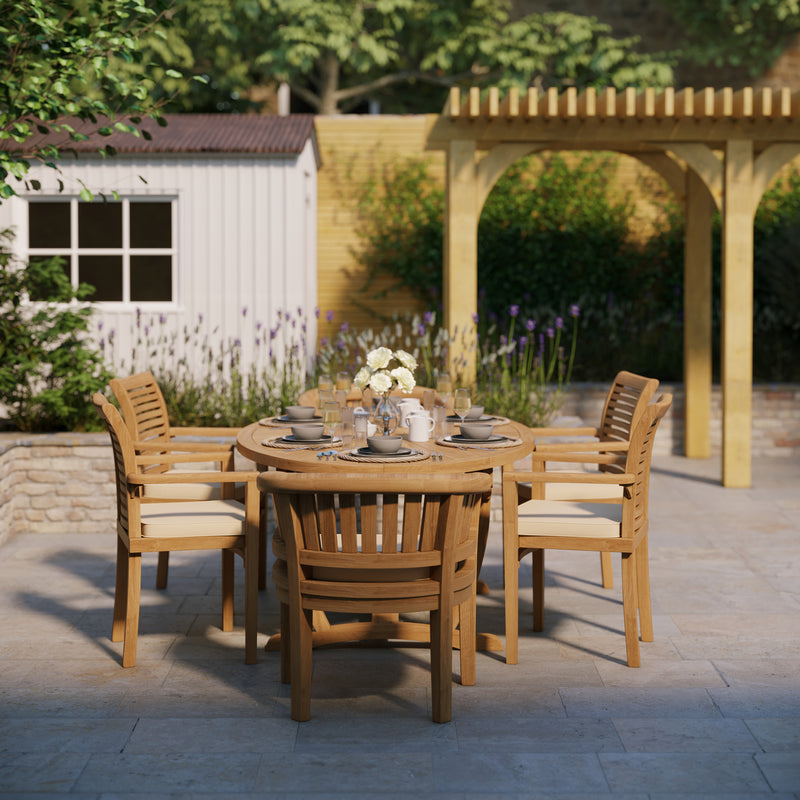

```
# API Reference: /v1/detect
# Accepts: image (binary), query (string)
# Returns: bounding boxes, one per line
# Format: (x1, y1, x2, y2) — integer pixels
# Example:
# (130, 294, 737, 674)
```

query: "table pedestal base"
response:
(265, 611, 503, 653)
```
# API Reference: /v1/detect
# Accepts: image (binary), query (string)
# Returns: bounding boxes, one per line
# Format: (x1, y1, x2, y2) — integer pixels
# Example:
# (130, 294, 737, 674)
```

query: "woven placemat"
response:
(437, 436, 523, 450)
(338, 449, 430, 464)
(261, 436, 341, 449)
(448, 415, 512, 427)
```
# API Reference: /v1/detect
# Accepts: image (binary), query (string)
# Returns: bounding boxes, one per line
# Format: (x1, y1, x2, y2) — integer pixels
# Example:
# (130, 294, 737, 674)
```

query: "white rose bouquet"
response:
(353, 347, 417, 396)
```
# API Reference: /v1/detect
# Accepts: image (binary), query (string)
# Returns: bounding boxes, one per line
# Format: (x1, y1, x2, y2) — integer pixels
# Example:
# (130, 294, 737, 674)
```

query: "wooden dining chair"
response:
(260, 470, 491, 723)
(502, 394, 672, 667)
(110, 372, 258, 589)
(93, 393, 260, 667)
(524, 371, 659, 588)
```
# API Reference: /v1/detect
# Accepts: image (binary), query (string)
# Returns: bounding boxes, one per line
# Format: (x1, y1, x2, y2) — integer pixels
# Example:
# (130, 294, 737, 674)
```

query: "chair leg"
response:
(258, 493, 269, 591)
(635, 537, 654, 642)
(112, 537, 128, 643)
(156, 552, 169, 589)
(122, 552, 142, 668)
(532, 549, 545, 632)
(221, 550, 234, 632)
(502, 495, 520, 665)
(600, 551, 614, 588)
(430, 605, 454, 723)
(458, 595, 476, 686)
(279, 602, 291, 684)
(290, 607, 313, 721)
(620, 551, 641, 667)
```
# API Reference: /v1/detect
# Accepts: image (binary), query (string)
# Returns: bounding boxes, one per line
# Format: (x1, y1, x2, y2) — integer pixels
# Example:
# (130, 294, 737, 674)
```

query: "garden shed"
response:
(426, 85, 800, 488)
(0, 114, 320, 376)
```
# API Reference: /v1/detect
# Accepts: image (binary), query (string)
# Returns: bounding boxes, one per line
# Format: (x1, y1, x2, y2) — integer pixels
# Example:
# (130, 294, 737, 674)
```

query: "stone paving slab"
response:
(0, 453, 799, 797)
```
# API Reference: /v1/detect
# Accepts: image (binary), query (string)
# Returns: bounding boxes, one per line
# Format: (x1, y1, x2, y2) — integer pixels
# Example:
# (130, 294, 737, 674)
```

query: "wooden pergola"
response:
(424, 85, 800, 488)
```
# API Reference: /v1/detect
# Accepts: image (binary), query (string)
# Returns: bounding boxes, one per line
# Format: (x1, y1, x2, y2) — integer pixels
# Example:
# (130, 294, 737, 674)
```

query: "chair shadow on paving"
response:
(13, 545, 469, 705)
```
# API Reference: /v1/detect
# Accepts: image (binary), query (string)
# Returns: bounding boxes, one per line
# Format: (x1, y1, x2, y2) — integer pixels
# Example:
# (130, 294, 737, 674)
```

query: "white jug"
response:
(407, 412, 435, 442)
(397, 398, 422, 426)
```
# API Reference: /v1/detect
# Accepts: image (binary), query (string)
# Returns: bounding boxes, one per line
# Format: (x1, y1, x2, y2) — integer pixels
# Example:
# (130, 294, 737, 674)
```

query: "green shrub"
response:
(0, 229, 112, 431)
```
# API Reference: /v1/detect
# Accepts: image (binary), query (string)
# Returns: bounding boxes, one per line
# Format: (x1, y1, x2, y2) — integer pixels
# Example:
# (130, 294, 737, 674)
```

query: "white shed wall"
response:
(0, 142, 318, 380)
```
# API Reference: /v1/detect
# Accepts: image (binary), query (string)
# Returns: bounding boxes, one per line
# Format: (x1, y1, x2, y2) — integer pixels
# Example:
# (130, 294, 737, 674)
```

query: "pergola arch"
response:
(425, 85, 800, 487)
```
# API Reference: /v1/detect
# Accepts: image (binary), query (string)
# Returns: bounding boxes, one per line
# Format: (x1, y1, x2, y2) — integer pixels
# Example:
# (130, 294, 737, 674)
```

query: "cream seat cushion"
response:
(517, 499, 622, 539)
(143, 482, 245, 501)
(141, 499, 245, 538)
(544, 481, 623, 501)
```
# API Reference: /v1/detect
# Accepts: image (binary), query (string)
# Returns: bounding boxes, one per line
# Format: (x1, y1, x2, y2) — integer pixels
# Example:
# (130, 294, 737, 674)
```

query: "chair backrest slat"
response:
(624, 393, 672, 536)
(401, 494, 423, 552)
(382, 494, 399, 553)
(597, 371, 659, 473)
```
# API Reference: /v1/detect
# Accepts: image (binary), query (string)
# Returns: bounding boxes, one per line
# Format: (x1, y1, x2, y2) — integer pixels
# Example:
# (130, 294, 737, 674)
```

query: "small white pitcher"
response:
(407, 412, 435, 442)
(397, 398, 422, 426)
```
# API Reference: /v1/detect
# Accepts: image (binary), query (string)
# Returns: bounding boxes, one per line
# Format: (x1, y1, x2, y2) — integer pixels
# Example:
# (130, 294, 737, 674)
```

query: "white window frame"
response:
(25, 196, 178, 308)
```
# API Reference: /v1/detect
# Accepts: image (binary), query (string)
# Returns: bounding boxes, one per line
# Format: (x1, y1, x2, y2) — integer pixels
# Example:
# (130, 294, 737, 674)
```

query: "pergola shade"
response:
(424, 85, 800, 487)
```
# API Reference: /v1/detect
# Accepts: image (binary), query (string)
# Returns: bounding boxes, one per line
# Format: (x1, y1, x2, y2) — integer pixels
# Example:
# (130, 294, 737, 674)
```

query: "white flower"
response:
(391, 366, 416, 393)
(366, 347, 392, 370)
(395, 349, 418, 371)
(368, 371, 392, 394)
(353, 366, 371, 389)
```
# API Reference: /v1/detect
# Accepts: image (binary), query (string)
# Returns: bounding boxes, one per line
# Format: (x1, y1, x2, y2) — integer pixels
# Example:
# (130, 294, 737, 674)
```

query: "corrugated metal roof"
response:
(3, 114, 319, 161)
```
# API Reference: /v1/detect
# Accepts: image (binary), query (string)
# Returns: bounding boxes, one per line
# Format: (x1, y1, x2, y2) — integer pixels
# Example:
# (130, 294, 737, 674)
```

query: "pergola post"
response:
(444, 139, 478, 384)
(683, 168, 714, 458)
(721, 140, 755, 487)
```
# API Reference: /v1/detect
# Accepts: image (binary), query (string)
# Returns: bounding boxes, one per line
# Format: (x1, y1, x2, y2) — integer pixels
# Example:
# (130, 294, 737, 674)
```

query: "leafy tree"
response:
(0, 0, 189, 201)
(140, 0, 674, 114)
(0, 230, 112, 431)
(664, 0, 800, 75)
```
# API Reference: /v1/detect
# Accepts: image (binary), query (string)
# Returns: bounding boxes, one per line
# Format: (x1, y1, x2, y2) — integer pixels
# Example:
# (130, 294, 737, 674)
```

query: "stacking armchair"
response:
(93, 393, 260, 667)
(110, 372, 255, 588)
(502, 394, 672, 667)
(260, 471, 491, 723)
(525, 371, 659, 588)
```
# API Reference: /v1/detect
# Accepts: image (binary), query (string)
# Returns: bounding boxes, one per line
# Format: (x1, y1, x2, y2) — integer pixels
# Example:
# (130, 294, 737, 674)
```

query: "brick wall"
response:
(1, 384, 798, 546)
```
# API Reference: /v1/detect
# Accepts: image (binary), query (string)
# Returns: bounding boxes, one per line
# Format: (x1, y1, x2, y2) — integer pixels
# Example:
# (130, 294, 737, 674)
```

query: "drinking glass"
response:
(336, 371, 351, 391)
(435, 372, 453, 399)
(318, 374, 334, 392)
(453, 388, 472, 426)
(322, 401, 342, 439)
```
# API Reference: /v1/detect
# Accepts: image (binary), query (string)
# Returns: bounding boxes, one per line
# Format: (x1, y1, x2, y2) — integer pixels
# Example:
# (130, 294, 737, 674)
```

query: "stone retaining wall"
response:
(1, 384, 798, 547)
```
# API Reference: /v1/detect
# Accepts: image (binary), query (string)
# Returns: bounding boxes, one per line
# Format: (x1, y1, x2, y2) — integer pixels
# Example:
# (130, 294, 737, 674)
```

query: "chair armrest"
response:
(505, 470, 635, 486)
(134, 441, 235, 454)
(128, 470, 258, 485)
(531, 452, 624, 466)
(170, 426, 241, 437)
(528, 426, 600, 438)
(135, 451, 237, 467)
(534, 440, 630, 454)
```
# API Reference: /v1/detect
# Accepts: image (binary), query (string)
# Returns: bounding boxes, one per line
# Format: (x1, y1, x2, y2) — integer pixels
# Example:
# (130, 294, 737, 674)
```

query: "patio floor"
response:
(1, 452, 799, 798)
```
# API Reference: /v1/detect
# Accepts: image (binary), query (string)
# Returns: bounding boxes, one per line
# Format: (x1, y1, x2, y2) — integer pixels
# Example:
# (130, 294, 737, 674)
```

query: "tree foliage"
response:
(0, 0, 188, 201)
(139, 0, 674, 114)
(664, 0, 800, 75)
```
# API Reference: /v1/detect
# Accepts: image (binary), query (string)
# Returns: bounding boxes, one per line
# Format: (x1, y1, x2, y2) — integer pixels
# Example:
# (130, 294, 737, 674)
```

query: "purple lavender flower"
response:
(570, 304, 580, 317)
(159, 314, 166, 325)
(555, 316, 564, 330)
(519, 336, 527, 349)
(256, 321, 263, 331)
(546, 327, 555, 338)
(418, 323, 426, 336)
(341, 321, 349, 332)
(472, 312, 479, 324)
(315, 307, 320, 318)
(525, 318, 535, 332)
(509, 304, 520, 318)
(326, 310, 334, 322)
(320, 336, 329, 347)
(242, 306, 248, 317)
(423, 311, 435, 325)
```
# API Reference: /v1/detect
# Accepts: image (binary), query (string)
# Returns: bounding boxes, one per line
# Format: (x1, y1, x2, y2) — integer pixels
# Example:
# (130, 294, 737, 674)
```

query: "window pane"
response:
(130, 202, 172, 248)
(79, 255, 122, 301)
(29, 202, 70, 248)
(26, 256, 71, 301)
(78, 203, 122, 248)
(131, 255, 172, 301)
